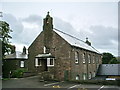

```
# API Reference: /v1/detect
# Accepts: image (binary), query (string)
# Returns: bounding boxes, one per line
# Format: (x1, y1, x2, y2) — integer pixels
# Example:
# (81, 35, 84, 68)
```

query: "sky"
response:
(0, 0, 119, 56)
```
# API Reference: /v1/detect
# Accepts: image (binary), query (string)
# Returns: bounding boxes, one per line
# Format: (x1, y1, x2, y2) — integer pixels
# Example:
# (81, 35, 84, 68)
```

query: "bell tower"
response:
(43, 12, 53, 54)
(43, 12, 53, 31)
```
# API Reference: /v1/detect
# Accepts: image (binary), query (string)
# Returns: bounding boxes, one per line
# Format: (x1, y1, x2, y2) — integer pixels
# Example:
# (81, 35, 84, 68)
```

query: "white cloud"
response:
(1, 2, 118, 56)
(22, 22, 39, 29)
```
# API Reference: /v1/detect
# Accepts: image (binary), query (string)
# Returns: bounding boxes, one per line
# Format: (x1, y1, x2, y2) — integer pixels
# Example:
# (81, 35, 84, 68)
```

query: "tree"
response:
(109, 58, 120, 64)
(102, 52, 115, 64)
(0, 21, 12, 57)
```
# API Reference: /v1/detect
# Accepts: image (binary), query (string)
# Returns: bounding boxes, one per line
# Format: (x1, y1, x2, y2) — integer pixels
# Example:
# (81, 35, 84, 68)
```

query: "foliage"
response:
(102, 52, 115, 64)
(11, 68, 27, 78)
(109, 58, 120, 64)
(0, 21, 12, 57)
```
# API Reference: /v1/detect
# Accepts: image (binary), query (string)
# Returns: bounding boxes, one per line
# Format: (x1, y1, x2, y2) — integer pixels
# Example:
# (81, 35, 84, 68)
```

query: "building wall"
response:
(3, 59, 26, 78)
(28, 30, 72, 81)
(28, 29, 102, 81)
(28, 31, 44, 73)
(70, 46, 102, 80)
(28, 13, 102, 81)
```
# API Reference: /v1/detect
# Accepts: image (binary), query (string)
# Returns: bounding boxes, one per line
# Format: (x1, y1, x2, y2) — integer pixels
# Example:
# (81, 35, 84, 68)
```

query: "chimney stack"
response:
(23, 46, 26, 54)
(11, 45, 16, 54)
(85, 37, 91, 46)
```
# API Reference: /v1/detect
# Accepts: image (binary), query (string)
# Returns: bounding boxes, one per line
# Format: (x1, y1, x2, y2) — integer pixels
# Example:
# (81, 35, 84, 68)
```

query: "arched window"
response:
(75, 51, 79, 64)
(93, 55, 95, 63)
(88, 54, 91, 63)
(43, 46, 46, 53)
(83, 53, 85, 63)
(83, 73, 86, 80)
(93, 71, 96, 77)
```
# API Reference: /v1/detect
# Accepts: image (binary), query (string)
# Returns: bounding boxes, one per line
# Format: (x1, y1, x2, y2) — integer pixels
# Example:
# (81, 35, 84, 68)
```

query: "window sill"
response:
(47, 65, 54, 67)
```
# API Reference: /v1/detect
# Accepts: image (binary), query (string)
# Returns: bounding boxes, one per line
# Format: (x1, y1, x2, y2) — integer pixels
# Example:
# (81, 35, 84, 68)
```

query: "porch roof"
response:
(35, 53, 55, 58)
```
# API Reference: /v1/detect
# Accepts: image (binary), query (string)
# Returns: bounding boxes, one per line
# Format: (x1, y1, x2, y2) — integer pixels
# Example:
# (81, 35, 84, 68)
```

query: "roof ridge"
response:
(54, 28, 85, 43)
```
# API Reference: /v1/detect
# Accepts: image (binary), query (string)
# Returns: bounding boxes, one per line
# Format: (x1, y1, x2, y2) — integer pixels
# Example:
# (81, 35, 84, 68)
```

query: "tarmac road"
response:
(2, 75, 120, 90)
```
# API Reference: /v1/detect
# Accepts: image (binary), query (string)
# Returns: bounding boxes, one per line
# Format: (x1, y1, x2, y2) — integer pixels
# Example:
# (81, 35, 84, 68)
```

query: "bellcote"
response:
(43, 12, 53, 31)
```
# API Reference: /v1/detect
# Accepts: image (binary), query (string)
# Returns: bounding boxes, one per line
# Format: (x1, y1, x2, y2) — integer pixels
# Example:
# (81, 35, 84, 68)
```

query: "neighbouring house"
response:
(3, 46, 28, 78)
(97, 64, 120, 80)
(28, 12, 102, 81)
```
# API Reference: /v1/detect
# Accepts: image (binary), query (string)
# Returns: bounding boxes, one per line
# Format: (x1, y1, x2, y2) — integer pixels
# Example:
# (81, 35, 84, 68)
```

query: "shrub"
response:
(11, 68, 27, 78)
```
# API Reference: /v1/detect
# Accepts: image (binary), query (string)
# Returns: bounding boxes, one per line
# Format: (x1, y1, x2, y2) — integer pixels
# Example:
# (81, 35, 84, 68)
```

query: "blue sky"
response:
(0, 1, 118, 56)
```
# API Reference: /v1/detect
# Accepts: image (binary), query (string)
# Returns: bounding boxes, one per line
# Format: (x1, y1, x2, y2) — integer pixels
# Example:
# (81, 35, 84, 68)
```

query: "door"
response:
(64, 70, 69, 81)
(43, 59, 48, 71)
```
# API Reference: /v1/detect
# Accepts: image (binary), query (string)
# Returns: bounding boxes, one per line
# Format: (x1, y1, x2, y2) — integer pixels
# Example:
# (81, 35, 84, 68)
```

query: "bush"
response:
(11, 68, 27, 78)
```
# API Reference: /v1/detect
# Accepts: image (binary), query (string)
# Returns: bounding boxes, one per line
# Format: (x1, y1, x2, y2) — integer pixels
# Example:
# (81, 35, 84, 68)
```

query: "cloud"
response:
(22, 15, 42, 25)
(89, 25, 118, 48)
(87, 25, 118, 56)
(2, 13, 24, 39)
(2, 13, 118, 56)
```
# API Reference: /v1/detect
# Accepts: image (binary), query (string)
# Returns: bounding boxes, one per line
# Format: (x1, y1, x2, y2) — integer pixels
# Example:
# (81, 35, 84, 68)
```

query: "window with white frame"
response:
(93, 71, 96, 77)
(88, 54, 91, 63)
(76, 75, 80, 80)
(83, 53, 85, 63)
(43, 46, 46, 53)
(35, 58, 41, 67)
(93, 55, 95, 63)
(88, 72, 92, 79)
(47, 58, 54, 67)
(75, 52, 79, 64)
(20, 61, 24, 68)
(83, 73, 86, 80)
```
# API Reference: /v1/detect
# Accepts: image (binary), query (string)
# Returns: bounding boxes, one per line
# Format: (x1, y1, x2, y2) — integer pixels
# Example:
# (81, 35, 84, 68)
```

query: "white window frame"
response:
(93, 55, 95, 63)
(35, 58, 42, 67)
(47, 58, 54, 67)
(93, 71, 96, 77)
(83, 73, 86, 80)
(83, 53, 85, 63)
(20, 61, 24, 68)
(43, 46, 46, 53)
(88, 54, 91, 63)
(89, 72, 92, 79)
(76, 75, 80, 80)
(75, 52, 79, 64)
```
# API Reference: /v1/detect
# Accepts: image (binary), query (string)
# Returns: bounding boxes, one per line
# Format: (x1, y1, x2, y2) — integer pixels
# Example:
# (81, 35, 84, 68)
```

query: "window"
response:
(83, 53, 85, 63)
(83, 73, 86, 80)
(96, 56, 99, 64)
(76, 75, 80, 80)
(88, 54, 91, 63)
(93, 71, 96, 77)
(47, 58, 54, 67)
(75, 52, 79, 64)
(43, 46, 46, 53)
(88, 72, 92, 79)
(93, 55, 95, 63)
(35, 58, 41, 67)
(20, 61, 24, 68)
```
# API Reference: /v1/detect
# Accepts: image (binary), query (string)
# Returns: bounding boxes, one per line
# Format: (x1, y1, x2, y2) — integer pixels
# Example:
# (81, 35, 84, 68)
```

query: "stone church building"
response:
(28, 12, 102, 81)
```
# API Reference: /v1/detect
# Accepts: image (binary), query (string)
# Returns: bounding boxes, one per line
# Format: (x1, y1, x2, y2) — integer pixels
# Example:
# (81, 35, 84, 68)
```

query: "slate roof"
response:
(54, 28, 101, 54)
(97, 64, 120, 76)
(4, 51, 28, 60)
